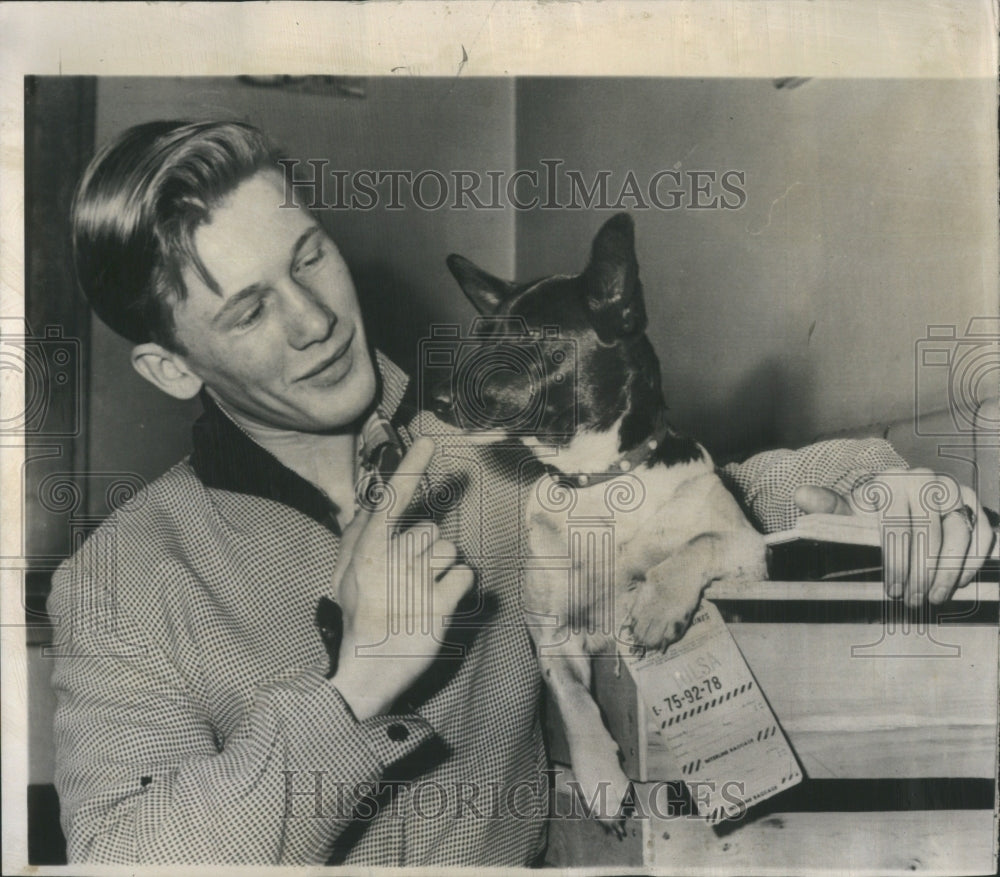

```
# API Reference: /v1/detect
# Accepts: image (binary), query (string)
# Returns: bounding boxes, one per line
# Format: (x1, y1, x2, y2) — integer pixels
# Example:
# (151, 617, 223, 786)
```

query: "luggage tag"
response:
(625, 599, 802, 824)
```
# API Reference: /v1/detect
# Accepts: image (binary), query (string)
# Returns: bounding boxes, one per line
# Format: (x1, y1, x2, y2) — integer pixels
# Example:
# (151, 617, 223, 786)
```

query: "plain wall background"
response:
(87, 76, 995, 505)
(514, 77, 995, 456)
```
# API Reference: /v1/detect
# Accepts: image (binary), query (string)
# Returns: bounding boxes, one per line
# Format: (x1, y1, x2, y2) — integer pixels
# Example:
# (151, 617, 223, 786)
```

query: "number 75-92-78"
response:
(664, 676, 722, 713)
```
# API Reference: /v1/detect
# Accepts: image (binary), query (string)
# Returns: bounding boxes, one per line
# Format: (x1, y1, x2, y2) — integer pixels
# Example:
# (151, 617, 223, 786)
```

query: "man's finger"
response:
(341, 508, 372, 553)
(883, 527, 906, 600)
(954, 491, 993, 592)
(793, 485, 852, 516)
(407, 522, 442, 560)
(439, 563, 475, 598)
(332, 508, 372, 590)
(906, 500, 930, 608)
(429, 539, 459, 580)
(923, 495, 945, 603)
(430, 565, 475, 636)
(376, 437, 436, 530)
(929, 509, 969, 603)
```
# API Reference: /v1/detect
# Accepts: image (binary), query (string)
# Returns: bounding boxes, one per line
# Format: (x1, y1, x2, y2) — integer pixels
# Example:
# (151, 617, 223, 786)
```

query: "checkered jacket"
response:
(48, 354, 906, 865)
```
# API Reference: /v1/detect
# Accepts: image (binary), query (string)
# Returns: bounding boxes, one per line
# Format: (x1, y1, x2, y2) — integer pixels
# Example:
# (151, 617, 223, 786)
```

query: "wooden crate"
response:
(545, 578, 999, 873)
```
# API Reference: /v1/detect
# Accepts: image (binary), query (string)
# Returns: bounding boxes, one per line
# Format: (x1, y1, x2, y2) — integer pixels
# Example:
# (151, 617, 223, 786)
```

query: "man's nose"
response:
(283, 282, 336, 348)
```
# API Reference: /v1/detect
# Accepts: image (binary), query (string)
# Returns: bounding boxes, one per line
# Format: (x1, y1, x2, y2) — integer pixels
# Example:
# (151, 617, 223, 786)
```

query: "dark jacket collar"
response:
(190, 351, 416, 535)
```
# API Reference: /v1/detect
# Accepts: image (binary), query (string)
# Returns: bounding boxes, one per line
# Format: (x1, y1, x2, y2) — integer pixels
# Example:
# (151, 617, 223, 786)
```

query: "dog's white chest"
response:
(525, 458, 723, 579)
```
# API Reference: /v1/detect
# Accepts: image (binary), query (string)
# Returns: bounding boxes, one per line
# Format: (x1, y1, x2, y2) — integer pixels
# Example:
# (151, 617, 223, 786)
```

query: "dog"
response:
(433, 213, 767, 832)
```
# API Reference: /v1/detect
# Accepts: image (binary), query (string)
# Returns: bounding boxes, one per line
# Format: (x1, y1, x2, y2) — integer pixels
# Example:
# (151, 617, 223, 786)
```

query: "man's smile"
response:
(295, 327, 356, 384)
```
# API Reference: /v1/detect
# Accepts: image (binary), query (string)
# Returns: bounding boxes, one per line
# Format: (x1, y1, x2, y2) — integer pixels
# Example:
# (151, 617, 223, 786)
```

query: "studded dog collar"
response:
(540, 421, 677, 489)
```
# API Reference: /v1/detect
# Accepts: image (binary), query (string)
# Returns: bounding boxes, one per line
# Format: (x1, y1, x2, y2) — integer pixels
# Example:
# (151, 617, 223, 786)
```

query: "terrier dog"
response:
(434, 214, 767, 831)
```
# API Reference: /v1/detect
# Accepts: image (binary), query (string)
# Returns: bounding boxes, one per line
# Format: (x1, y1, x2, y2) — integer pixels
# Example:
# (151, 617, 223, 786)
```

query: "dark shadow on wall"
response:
(28, 784, 67, 865)
(23, 76, 96, 602)
(23, 77, 94, 868)
(354, 261, 448, 378)
(671, 358, 789, 464)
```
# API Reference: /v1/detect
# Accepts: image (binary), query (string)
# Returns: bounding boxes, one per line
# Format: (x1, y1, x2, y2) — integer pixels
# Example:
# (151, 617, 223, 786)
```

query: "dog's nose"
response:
(430, 383, 453, 416)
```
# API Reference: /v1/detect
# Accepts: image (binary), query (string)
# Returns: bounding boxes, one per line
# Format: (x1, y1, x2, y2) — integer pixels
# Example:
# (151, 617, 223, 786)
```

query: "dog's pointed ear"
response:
(583, 213, 647, 341)
(446, 254, 514, 315)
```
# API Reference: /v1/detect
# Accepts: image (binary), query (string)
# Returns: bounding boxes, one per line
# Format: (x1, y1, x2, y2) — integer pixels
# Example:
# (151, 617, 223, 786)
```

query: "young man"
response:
(49, 120, 992, 866)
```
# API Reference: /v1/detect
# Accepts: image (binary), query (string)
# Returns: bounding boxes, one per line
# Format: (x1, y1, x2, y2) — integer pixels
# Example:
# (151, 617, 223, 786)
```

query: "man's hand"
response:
(330, 438, 474, 719)
(795, 468, 995, 606)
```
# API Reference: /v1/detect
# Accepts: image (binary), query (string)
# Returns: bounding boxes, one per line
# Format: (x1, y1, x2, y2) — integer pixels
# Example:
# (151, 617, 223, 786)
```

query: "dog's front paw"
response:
(599, 782, 637, 840)
(626, 590, 696, 651)
(570, 775, 634, 840)
(598, 812, 629, 841)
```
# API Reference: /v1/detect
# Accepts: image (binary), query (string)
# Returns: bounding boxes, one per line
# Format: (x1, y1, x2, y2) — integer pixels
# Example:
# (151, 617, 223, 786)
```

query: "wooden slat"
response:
(547, 773, 997, 872)
(588, 622, 998, 781)
(644, 807, 997, 874)
(727, 623, 999, 779)
(707, 578, 999, 603)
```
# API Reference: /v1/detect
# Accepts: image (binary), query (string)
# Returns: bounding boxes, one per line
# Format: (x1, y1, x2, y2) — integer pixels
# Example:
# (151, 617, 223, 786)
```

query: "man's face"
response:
(171, 171, 377, 433)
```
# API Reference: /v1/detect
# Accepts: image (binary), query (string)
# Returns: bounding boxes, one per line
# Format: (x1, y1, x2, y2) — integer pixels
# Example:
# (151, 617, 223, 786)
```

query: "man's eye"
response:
(295, 246, 325, 273)
(235, 300, 265, 329)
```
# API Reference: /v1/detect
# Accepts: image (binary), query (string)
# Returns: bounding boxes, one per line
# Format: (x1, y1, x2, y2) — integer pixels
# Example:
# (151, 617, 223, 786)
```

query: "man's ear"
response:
(130, 343, 203, 400)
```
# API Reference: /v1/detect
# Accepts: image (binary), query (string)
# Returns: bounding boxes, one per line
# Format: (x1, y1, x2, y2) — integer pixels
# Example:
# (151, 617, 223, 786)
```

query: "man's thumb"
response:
(794, 484, 853, 516)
